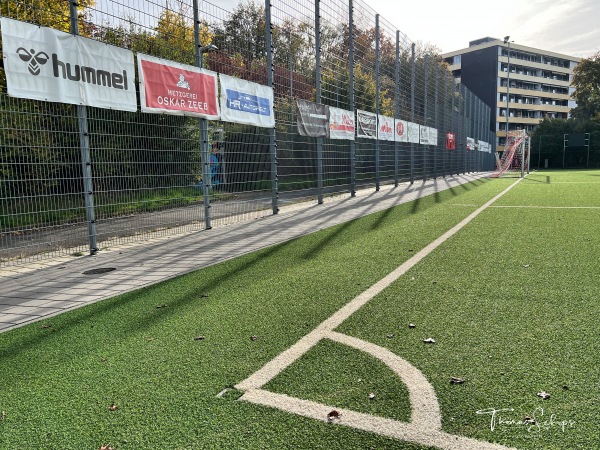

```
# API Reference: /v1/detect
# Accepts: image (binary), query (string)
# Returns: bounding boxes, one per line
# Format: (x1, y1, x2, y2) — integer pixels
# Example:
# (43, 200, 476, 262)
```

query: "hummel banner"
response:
(328, 106, 355, 140)
(1, 17, 136, 111)
(219, 74, 274, 127)
(356, 110, 377, 139)
(419, 125, 430, 145)
(466, 137, 475, 150)
(429, 127, 438, 146)
(297, 99, 329, 137)
(137, 53, 219, 119)
(377, 115, 395, 141)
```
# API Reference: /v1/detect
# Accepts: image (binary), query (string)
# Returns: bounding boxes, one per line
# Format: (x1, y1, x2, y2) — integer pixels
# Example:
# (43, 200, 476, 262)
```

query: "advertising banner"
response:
(329, 106, 355, 140)
(429, 128, 438, 146)
(356, 110, 377, 139)
(446, 132, 456, 150)
(1, 17, 136, 111)
(419, 125, 430, 145)
(219, 74, 274, 127)
(297, 99, 329, 137)
(138, 53, 219, 119)
(466, 137, 476, 150)
(394, 119, 408, 142)
(377, 115, 395, 141)
(407, 122, 420, 143)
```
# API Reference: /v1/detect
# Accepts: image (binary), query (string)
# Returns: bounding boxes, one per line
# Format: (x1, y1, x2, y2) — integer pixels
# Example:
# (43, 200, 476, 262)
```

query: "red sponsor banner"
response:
(138, 54, 219, 119)
(446, 132, 456, 150)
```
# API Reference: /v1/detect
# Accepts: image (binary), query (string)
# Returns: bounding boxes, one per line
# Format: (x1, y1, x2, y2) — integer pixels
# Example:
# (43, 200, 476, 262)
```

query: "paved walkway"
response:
(0, 173, 489, 333)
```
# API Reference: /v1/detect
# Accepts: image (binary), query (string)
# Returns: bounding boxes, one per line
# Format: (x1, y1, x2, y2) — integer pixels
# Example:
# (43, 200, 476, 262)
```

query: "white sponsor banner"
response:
(329, 106, 355, 140)
(1, 17, 136, 111)
(466, 137, 476, 150)
(219, 74, 274, 127)
(138, 53, 219, 119)
(377, 115, 395, 141)
(356, 109, 377, 139)
(429, 128, 438, 146)
(419, 125, 430, 145)
(407, 122, 420, 143)
(394, 119, 408, 142)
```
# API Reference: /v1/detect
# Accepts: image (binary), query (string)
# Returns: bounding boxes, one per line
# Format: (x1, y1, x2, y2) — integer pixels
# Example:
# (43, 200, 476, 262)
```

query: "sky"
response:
(217, 0, 599, 58)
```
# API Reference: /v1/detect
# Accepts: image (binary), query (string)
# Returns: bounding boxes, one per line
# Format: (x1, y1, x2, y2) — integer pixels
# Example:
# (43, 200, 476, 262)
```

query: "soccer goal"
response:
(491, 130, 530, 178)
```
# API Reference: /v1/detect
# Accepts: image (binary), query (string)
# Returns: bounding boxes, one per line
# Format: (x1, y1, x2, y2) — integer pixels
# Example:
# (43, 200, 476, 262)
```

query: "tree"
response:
(571, 52, 600, 122)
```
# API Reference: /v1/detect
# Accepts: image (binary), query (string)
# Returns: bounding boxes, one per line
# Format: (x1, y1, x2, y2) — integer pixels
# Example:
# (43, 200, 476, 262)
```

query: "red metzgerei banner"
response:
(137, 53, 220, 119)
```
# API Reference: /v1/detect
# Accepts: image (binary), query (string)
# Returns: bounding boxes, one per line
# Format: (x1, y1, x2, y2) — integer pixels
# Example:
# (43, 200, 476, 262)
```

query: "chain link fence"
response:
(0, 0, 495, 266)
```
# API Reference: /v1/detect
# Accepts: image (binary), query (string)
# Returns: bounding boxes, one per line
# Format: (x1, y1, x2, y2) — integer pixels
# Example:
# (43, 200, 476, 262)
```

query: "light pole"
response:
(503, 36, 513, 152)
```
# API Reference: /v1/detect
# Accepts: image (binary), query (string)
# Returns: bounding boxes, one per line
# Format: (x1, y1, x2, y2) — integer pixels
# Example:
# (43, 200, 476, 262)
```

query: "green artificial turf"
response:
(1, 171, 598, 449)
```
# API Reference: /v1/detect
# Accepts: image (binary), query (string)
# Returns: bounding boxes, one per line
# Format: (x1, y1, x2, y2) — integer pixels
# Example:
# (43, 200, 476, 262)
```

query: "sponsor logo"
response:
(176, 74, 191, 90)
(380, 122, 392, 134)
(16, 48, 49, 75)
(396, 121, 405, 136)
(16, 47, 129, 91)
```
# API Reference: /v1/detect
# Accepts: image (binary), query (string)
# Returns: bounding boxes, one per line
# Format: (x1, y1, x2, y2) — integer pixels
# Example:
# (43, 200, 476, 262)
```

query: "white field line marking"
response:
(236, 177, 524, 392)
(452, 204, 600, 209)
(235, 178, 522, 450)
(242, 389, 515, 450)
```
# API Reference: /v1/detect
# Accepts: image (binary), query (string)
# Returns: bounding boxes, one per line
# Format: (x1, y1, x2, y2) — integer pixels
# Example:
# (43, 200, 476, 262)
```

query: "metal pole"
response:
(451, 77, 455, 175)
(586, 133, 590, 168)
(537, 134, 542, 169)
(521, 130, 525, 178)
(394, 30, 400, 187)
(433, 62, 439, 179)
(410, 42, 415, 183)
(349, 0, 356, 197)
(463, 86, 467, 175)
(505, 40, 511, 153)
(69, 0, 97, 255)
(375, 14, 380, 191)
(423, 54, 428, 182)
(265, 0, 279, 214)
(315, 0, 324, 203)
(194, 0, 212, 229)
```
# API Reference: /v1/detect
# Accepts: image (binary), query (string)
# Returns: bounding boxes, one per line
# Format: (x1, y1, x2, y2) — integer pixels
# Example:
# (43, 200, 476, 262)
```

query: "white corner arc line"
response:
(235, 178, 523, 450)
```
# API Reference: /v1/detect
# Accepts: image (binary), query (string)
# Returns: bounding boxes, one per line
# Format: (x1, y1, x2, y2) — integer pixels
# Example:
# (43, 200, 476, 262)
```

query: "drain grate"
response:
(83, 267, 116, 275)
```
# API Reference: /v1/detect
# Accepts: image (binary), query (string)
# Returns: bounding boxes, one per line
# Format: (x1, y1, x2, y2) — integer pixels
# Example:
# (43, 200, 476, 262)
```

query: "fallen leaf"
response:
(368, 393, 376, 400)
(0, 411, 6, 420)
(250, 335, 258, 341)
(408, 323, 416, 329)
(386, 334, 395, 338)
(524, 416, 535, 425)
(194, 336, 206, 341)
(450, 377, 465, 384)
(537, 391, 550, 400)
(327, 410, 341, 421)
(146, 337, 155, 342)
(155, 304, 167, 309)
(99, 445, 114, 450)
(562, 385, 569, 390)
(523, 264, 530, 268)
(40, 324, 52, 329)
(200, 293, 209, 298)
(423, 338, 436, 344)
(109, 403, 118, 411)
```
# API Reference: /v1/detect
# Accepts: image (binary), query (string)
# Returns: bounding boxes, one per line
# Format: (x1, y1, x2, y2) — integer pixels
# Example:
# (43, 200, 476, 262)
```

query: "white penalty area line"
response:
(236, 176, 524, 392)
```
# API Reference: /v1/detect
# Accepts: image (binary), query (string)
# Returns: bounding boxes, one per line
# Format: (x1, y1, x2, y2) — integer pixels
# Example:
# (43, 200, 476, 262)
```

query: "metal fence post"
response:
(193, 0, 212, 229)
(349, 0, 356, 197)
(423, 54, 428, 181)
(69, 0, 98, 255)
(433, 62, 438, 179)
(375, 14, 380, 191)
(315, 0, 324, 203)
(265, 0, 279, 214)
(394, 30, 400, 187)
(410, 42, 415, 183)
(463, 86, 468, 174)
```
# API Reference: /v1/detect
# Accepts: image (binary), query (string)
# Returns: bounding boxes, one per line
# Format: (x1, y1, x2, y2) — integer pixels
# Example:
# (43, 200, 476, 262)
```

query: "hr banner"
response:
(356, 110, 377, 139)
(137, 53, 219, 119)
(1, 17, 136, 111)
(446, 132, 456, 150)
(219, 74, 274, 127)
(297, 99, 329, 137)
(329, 106, 355, 140)
(466, 137, 476, 150)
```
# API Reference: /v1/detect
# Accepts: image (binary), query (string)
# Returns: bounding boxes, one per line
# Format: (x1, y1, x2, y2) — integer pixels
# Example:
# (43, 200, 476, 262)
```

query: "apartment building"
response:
(442, 37, 580, 152)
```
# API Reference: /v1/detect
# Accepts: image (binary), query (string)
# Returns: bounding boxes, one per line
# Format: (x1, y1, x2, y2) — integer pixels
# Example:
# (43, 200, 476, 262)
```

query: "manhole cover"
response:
(82, 267, 116, 275)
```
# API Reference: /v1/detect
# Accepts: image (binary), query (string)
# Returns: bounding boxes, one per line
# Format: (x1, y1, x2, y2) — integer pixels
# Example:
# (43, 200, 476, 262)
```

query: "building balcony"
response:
(498, 56, 573, 74)
(496, 86, 570, 100)
(498, 71, 571, 87)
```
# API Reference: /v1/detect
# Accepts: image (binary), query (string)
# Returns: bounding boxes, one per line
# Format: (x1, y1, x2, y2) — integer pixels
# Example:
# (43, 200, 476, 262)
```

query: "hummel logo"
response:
(17, 48, 49, 75)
